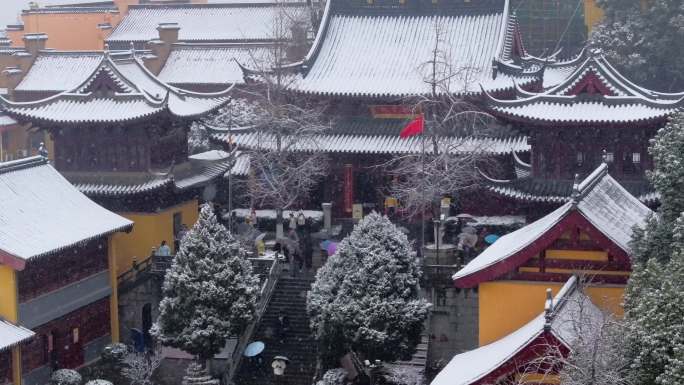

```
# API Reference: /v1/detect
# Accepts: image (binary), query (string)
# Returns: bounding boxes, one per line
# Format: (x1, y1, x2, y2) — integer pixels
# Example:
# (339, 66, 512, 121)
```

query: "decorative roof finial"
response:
(570, 173, 581, 205)
(602, 149, 608, 164)
(130, 41, 135, 56)
(38, 142, 48, 159)
(104, 43, 110, 58)
(544, 288, 553, 331)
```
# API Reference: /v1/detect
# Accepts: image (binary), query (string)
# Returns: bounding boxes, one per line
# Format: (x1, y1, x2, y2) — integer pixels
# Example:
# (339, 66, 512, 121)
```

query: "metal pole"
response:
(420, 121, 426, 253)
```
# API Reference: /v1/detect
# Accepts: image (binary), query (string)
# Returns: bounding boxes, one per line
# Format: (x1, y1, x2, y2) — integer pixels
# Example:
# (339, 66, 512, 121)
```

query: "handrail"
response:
(117, 256, 154, 287)
(226, 258, 283, 382)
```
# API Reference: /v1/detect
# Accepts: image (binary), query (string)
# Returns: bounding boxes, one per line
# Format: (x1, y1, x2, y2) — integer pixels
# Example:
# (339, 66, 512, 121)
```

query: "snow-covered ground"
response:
(228, 208, 324, 221)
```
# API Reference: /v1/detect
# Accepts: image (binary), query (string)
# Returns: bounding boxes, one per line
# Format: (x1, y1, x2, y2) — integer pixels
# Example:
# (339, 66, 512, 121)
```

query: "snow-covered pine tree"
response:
(590, 0, 684, 91)
(307, 212, 430, 367)
(624, 113, 684, 384)
(188, 122, 210, 155)
(150, 204, 260, 364)
(631, 113, 684, 264)
(625, 214, 684, 385)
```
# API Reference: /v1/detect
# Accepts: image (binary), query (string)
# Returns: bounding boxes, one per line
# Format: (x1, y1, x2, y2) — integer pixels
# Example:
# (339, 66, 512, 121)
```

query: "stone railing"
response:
(226, 258, 283, 382)
(421, 264, 462, 286)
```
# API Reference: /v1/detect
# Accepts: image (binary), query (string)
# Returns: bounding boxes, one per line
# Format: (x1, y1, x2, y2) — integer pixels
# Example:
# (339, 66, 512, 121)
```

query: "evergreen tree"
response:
(631, 113, 684, 264)
(625, 113, 684, 383)
(590, 0, 684, 91)
(151, 204, 260, 363)
(307, 213, 430, 366)
(626, 214, 684, 385)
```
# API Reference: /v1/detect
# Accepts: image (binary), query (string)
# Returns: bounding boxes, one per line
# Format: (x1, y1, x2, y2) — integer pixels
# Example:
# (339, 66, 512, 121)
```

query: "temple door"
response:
(60, 328, 84, 369)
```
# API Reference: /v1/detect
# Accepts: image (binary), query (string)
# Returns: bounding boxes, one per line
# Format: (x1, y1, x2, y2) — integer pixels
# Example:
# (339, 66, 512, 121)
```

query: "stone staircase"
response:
(395, 335, 429, 368)
(234, 276, 317, 385)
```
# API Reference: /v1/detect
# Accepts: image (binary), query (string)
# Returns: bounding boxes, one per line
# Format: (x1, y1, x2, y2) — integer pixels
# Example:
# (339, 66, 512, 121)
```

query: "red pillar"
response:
(343, 164, 353, 215)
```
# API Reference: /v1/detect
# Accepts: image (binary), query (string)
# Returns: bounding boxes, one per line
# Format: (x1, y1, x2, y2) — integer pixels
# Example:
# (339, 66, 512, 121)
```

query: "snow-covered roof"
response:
(215, 131, 529, 155)
(107, 3, 312, 45)
(485, 54, 684, 125)
(15, 51, 103, 93)
(432, 276, 601, 385)
(0, 110, 17, 127)
(158, 43, 272, 86)
(0, 319, 35, 352)
(67, 149, 234, 197)
(288, 0, 536, 97)
(0, 156, 132, 267)
(480, 170, 658, 206)
(229, 152, 250, 176)
(454, 163, 652, 287)
(2, 53, 233, 125)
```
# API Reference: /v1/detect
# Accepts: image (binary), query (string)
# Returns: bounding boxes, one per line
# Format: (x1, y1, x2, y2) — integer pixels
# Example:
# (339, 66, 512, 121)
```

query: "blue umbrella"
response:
(484, 234, 500, 245)
(244, 341, 265, 357)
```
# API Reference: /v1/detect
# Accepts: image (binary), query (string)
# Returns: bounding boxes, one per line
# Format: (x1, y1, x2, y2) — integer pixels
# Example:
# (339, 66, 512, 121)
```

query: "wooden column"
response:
(11, 347, 21, 385)
(108, 235, 120, 343)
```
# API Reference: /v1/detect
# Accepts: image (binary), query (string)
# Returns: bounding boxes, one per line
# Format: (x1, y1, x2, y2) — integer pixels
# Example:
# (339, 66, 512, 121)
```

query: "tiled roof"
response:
(158, 43, 273, 85)
(3, 53, 233, 124)
(485, 54, 684, 125)
(70, 174, 173, 197)
(107, 3, 312, 44)
(16, 51, 104, 93)
(289, 0, 535, 97)
(67, 150, 232, 197)
(433, 276, 600, 385)
(0, 156, 132, 265)
(214, 130, 529, 155)
(0, 110, 17, 126)
(454, 163, 652, 286)
(0, 319, 35, 352)
(481, 172, 658, 205)
(230, 152, 250, 176)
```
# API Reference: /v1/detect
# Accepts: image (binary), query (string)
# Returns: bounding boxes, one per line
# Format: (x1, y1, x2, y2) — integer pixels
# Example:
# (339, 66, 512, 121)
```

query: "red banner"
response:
(343, 164, 353, 213)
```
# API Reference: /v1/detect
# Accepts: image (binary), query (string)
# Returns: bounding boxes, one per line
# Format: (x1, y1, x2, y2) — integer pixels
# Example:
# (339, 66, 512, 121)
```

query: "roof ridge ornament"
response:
(543, 288, 553, 331)
(601, 148, 608, 164)
(570, 173, 581, 206)
(38, 142, 48, 159)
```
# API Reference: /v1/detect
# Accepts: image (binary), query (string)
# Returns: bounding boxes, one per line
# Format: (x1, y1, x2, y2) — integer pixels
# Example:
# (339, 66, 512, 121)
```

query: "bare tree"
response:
(121, 349, 162, 385)
(228, 3, 329, 237)
(384, 21, 501, 223)
(514, 278, 632, 385)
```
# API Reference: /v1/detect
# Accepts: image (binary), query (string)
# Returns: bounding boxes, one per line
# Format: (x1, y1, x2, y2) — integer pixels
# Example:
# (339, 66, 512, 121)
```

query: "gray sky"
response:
(1, 0, 101, 28)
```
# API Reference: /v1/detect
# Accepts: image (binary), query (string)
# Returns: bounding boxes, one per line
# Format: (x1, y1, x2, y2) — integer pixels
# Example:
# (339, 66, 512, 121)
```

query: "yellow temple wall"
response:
(0, 126, 54, 162)
(584, 0, 652, 31)
(113, 200, 199, 275)
(0, 265, 18, 323)
(584, 0, 604, 31)
(479, 281, 625, 346)
(18, 12, 121, 50)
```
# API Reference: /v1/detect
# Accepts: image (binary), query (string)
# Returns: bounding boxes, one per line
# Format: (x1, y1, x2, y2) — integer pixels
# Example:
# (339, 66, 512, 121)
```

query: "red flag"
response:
(399, 114, 424, 139)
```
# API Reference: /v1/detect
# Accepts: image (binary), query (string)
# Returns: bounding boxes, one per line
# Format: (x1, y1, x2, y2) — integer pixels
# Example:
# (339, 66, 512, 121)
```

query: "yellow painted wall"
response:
(18, 12, 121, 50)
(584, 0, 605, 31)
(0, 126, 53, 162)
(479, 280, 625, 346)
(0, 265, 18, 323)
(546, 249, 607, 261)
(113, 200, 199, 275)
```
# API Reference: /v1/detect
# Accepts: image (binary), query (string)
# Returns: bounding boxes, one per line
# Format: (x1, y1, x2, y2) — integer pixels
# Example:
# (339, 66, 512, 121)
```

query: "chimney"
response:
(157, 23, 180, 45)
(22, 33, 48, 56)
(145, 23, 180, 74)
(2, 67, 24, 100)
